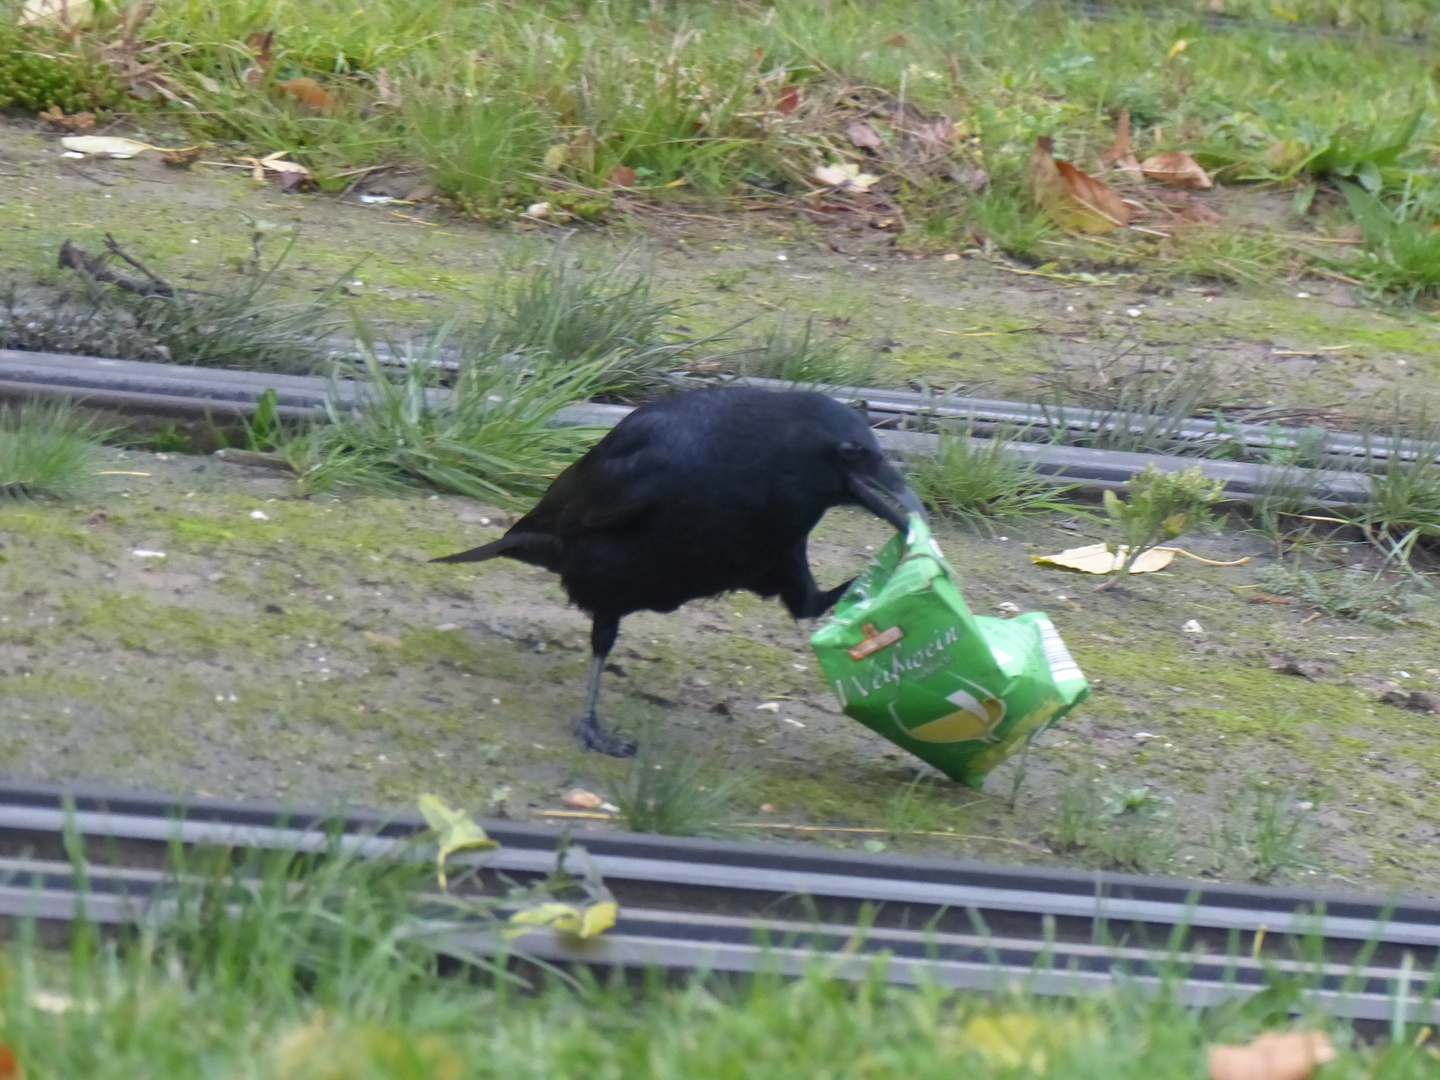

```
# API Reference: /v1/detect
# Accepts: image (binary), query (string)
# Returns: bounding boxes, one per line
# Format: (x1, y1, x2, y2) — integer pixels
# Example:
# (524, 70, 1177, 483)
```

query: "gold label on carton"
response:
(848, 622, 903, 660)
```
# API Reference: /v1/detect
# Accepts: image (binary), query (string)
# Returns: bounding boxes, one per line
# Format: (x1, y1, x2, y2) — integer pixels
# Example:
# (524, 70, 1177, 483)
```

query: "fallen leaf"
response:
(505, 900, 617, 939)
(278, 77, 338, 115)
(161, 145, 204, 168)
(362, 631, 402, 648)
(776, 86, 800, 114)
(846, 121, 883, 149)
(1155, 190, 1222, 224)
(1032, 543, 1174, 575)
(417, 794, 497, 889)
(41, 106, 94, 131)
(608, 165, 638, 188)
(0, 1044, 21, 1080)
(1141, 150, 1212, 189)
(813, 162, 879, 192)
(912, 119, 955, 151)
(562, 787, 604, 810)
(243, 30, 274, 86)
(1029, 137, 1131, 233)
(1208, 1031, 1335, 1080)
(887, 32, 907, 47)
(948, 159, 989, 191)
(61, 135, 154, 159)
(1100, 107, 1141, 172)
(1168, 38, 1188, 59)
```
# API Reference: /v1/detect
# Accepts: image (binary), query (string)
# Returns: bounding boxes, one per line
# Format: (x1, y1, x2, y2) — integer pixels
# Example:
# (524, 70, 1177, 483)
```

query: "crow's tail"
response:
(430, 532, 559, 565)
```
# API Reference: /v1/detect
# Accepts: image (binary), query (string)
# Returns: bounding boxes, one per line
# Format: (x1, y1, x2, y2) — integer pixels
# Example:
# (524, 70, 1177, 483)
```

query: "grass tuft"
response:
(905, 427, 1082, 532)
(611, 739, 745, 837)
(0, 399, 104, 501)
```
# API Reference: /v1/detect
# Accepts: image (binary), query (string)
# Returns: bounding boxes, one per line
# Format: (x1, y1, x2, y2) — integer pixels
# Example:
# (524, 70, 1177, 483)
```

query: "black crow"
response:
(433, 386, 925, 757)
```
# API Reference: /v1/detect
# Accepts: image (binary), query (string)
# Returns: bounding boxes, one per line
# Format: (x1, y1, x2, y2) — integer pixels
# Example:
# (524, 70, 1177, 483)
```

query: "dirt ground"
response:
(3, 119, 1440, 895)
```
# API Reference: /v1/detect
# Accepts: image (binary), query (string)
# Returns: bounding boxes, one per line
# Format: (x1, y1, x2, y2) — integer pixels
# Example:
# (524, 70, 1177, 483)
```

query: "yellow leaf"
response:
(1031, 543, 1176, 575)
(961, 1014, 1048, 1073)
(503, 900, 617, 940)
(1168, 38, 1188, 59)
(1140, 151, 1212, 189)
(60, 135, 155, 159)
(417, 794, 497, 889)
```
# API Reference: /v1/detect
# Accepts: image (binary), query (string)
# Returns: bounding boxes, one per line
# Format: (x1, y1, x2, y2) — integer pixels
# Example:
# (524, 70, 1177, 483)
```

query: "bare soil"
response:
(3, 118, 1440, 895)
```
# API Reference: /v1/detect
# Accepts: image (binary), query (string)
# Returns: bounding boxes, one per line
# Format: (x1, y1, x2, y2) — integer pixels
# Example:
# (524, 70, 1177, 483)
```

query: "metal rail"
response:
(0, 348, 1374, 503)
(0, 779, 1435, 1021)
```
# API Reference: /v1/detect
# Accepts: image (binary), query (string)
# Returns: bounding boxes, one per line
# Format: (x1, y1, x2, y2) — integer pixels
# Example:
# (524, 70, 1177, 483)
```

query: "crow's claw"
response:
(573, 711, 637, 758)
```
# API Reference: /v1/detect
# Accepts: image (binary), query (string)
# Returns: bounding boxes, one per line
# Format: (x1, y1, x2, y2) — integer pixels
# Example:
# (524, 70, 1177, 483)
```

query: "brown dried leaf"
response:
(1208, 1032, 1335, 1080)
(0, 1045, 20, 1080)
(1100, 107, 1141, 172)
(562, 788, 604, 810)
(912, 119, 955, 152)
(278, 77, 338, 115)
(161, 145, 204, 168)
(608, 165, 638, 188)
(1030, 136, 1131, 233)
(887, 32, 908, 47)
(948, 158, 989, 192)
(776, 86, 800, 114)
(1155, 190, 1222, 225)
(846, 121, 883, 149)
(1141, 150, 1212, 189)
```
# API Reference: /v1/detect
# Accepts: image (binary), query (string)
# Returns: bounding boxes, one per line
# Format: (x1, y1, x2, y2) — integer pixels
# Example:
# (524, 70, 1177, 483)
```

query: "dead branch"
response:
(58, 238, 175, 297)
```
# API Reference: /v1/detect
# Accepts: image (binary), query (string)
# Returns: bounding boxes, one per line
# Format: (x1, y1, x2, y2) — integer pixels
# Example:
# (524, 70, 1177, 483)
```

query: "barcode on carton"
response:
(1034, 618, 1084, 684)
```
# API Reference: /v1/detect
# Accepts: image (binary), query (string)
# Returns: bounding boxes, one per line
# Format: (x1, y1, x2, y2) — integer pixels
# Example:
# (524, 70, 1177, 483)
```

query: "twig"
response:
(58, 239, 174, 297)
(103, 233, 174, 294)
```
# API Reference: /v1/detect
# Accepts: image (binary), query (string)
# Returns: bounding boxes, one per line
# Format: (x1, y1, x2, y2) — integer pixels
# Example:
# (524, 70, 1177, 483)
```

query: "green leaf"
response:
(1291, 182, 1316, 216)
(1102, 489, 1124, 520)
(417, 794, 497, 889)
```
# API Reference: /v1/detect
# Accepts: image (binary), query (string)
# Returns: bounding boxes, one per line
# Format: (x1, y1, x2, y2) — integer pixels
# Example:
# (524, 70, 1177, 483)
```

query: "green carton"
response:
(810, 516, 1088, 787)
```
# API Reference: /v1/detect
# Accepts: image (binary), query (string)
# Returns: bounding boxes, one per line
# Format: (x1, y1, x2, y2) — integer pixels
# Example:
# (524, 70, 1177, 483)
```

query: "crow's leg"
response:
(777, 543, 854, 620)
(573, 613, 636, 758)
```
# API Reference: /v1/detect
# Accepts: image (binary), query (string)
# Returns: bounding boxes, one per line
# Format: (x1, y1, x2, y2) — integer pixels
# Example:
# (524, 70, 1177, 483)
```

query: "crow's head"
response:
(797, 394, 927, 532)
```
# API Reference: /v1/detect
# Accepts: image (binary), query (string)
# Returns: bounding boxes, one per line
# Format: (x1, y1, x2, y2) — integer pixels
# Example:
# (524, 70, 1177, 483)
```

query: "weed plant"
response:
(278, 336, 607, 504)
(1258, 565, 1425, 627)
(906, 427, 1082, 532)
(0, 399, 104, 501)
(736, 315, 880, 388)
(611, 739, 745, 837)
(1097, 465, 1224, 588)
(1212, 782, 1313, 883)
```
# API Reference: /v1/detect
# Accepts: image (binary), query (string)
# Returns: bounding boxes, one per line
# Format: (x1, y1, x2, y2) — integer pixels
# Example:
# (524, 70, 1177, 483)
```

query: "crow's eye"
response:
(837, 440, 864, 463)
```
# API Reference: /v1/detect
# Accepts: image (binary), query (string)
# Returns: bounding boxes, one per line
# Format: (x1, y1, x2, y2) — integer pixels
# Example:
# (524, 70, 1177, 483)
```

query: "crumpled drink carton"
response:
(811, 516, 1088, 787)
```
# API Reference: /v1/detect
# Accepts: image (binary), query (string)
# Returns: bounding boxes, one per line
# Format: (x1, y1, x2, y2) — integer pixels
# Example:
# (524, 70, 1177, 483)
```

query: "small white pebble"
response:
(1055, 595, 1068, 601)
(189, 238, 199, 244)
(1126, 308, 1142, 317)
(131, 550, 166, 559)
(250, 510, 269, 520)
(479, 517, 491, 526)
(756, 702, 781, 713)
(776, 253, 788, 261)
(1181, 619, 1204, 633)
(1297, 801, 1314, 810)
(1133, 732, 1157, 740)
(791, 663, 808, 671)
(782, 717, 805, 728)
(1295, 291, 1309, 298)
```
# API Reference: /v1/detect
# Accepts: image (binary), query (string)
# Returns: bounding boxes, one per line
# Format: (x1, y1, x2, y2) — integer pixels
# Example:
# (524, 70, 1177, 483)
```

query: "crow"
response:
(433, 386, 925, 757)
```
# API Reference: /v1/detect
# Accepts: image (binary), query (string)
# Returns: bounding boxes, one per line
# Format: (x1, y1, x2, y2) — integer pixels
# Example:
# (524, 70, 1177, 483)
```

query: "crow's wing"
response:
(511, 407, 676, 539)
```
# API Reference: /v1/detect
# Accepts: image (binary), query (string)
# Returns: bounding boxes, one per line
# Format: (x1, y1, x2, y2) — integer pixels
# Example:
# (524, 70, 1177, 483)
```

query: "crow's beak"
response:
(849, 467, 928, 532)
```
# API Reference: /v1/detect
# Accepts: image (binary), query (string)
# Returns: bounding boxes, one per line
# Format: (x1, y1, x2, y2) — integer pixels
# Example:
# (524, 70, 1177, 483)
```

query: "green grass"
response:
(905, 428, 1082, 533)
(11, 0, 1436, 257)
(735, 315, 881, 388)
(0, 399, 104, 501)
(6, 834, 1439, 1079)
(611, 736, 746, 837)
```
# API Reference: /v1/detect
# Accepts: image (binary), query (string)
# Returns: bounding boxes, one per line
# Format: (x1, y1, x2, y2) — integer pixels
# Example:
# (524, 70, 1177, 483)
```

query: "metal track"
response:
(0, 779, 1435, 1021)
(0, 348, 1374, 503)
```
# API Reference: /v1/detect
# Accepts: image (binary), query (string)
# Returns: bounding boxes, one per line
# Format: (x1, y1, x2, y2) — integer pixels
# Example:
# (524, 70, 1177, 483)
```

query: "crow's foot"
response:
(573, 710, 637, 758)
